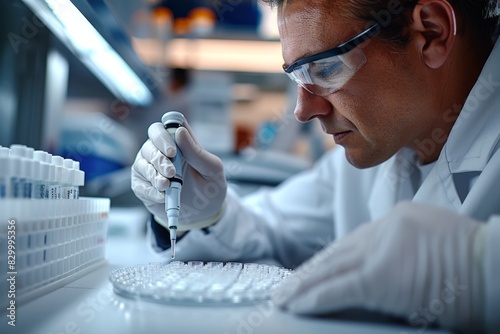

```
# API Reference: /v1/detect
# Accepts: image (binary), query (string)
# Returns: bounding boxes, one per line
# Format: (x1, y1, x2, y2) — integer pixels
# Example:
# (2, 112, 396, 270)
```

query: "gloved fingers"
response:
(175, 125, 225, 177)
(132, 154, 170, 191)
(273, 222, 376, 309)
(273, 241, 363, 307)
(176, 120, 200, 146)
(282, 272, 365, 314)
(131, 170, 165, 203)
(140, 139, 175, 179)
(148, 122, 178, 158)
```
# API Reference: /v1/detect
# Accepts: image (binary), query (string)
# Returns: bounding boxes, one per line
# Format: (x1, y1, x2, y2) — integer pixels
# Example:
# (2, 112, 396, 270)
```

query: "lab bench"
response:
(1, 231, 452, 334)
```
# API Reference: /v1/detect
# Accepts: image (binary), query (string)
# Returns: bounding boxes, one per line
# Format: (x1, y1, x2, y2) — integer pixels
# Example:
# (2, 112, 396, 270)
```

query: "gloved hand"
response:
(131, 120, 227, 231)
(272, 201, 486, 332)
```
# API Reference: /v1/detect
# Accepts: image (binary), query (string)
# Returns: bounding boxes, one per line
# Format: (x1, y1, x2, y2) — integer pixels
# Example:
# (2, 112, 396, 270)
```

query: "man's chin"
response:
(344, 148, 388, 169)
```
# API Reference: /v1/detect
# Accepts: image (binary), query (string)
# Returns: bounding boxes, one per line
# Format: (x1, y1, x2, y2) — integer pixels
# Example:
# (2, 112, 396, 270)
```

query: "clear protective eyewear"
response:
(283, 23, 381, 97)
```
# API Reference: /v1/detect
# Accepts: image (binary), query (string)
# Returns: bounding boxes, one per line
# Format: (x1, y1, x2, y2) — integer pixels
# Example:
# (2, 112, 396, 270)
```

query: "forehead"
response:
(278, 1, 358, 64)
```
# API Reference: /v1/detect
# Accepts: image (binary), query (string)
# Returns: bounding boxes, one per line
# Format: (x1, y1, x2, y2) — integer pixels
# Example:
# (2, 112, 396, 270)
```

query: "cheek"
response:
(334, 86, 391, 138)
(334, 42, 429, 142)
(343, 61, 420, 137)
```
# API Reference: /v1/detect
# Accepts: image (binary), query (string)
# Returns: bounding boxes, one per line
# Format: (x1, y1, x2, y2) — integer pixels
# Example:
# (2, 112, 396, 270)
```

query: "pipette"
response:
(161, 111, 186, 259)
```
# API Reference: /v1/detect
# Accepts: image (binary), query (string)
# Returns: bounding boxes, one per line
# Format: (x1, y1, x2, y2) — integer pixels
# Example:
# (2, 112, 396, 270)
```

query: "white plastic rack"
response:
(0, 145, 110, 308)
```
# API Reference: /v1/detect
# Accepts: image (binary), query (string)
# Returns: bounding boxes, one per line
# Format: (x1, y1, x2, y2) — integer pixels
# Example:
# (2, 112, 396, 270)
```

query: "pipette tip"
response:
(170, 239, 176, 259)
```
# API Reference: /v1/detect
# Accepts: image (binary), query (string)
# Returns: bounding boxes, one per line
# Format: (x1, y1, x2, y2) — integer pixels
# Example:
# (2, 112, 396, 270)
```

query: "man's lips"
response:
(333, 131, 352, 143)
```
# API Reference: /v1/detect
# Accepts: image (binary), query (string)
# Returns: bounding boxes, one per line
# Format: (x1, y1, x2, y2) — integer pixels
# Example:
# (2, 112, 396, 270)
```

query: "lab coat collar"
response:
(441, 38, 500, 173)
(416, 38, 500, 214)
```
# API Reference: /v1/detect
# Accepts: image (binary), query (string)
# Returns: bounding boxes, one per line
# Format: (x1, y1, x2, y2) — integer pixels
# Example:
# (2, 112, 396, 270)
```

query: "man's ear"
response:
(409, 0, 456, 69)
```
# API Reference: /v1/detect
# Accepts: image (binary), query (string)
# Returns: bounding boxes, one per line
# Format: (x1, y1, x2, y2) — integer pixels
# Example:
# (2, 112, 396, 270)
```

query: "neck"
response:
(414, 37, 495, 164)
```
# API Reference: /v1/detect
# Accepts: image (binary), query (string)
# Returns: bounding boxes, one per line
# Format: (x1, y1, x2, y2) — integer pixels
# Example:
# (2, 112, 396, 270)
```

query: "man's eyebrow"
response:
(282, 52, 311, 69)
(282, 42, 340, 70)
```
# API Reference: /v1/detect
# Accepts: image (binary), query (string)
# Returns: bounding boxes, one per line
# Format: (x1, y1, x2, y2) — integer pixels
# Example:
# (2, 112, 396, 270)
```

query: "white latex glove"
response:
(131, 120, 227, 231)
(272, 201, 486, 332)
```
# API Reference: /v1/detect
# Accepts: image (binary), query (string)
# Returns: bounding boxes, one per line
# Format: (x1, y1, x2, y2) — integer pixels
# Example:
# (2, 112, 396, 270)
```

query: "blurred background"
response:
(0, 0, 334, 261)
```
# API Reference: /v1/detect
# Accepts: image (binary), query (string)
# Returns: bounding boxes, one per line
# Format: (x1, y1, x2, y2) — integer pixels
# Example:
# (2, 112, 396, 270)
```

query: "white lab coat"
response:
(148, 38, 500, 328)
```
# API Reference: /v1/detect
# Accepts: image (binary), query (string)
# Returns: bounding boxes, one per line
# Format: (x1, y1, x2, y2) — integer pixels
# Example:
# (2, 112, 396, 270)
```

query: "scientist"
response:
(131, 0, 500, 332)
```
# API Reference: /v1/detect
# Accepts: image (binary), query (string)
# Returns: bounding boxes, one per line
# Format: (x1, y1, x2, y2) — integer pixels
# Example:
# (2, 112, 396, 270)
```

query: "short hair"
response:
(261, 0, 499, 47)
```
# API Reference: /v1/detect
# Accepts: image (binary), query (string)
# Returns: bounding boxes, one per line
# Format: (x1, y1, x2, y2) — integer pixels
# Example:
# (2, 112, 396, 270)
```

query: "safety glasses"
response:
(283, 23, 381, 97)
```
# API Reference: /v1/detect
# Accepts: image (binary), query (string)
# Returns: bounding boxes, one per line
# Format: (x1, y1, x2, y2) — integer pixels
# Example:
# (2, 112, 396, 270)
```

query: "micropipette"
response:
(161, 111, 186, 259)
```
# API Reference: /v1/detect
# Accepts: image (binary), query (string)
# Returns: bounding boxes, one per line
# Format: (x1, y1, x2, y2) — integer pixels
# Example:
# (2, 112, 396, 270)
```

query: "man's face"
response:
(279, 1, 440, 168)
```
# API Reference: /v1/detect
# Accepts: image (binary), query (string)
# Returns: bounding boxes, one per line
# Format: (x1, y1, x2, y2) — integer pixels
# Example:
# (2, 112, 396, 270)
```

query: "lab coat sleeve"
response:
(484, 215, 500, 332)
(147, 149, 338, 268)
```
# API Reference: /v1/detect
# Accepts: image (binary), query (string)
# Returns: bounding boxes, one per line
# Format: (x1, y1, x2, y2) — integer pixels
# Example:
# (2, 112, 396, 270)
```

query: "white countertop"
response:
(1, 208, 452, 334)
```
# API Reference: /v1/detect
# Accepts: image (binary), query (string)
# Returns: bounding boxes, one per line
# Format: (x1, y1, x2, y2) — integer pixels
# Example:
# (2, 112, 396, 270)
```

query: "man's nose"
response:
(294, 86, 332, 123)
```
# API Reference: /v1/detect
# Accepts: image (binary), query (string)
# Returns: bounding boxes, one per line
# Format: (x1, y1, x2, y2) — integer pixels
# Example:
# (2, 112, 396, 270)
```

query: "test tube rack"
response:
(1, 145, 111, 308)
(0, 197, 110, 308)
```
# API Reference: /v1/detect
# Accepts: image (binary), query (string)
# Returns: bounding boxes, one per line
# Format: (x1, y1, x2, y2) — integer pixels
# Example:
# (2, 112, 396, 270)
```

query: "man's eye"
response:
(315, 62, 343, 79)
